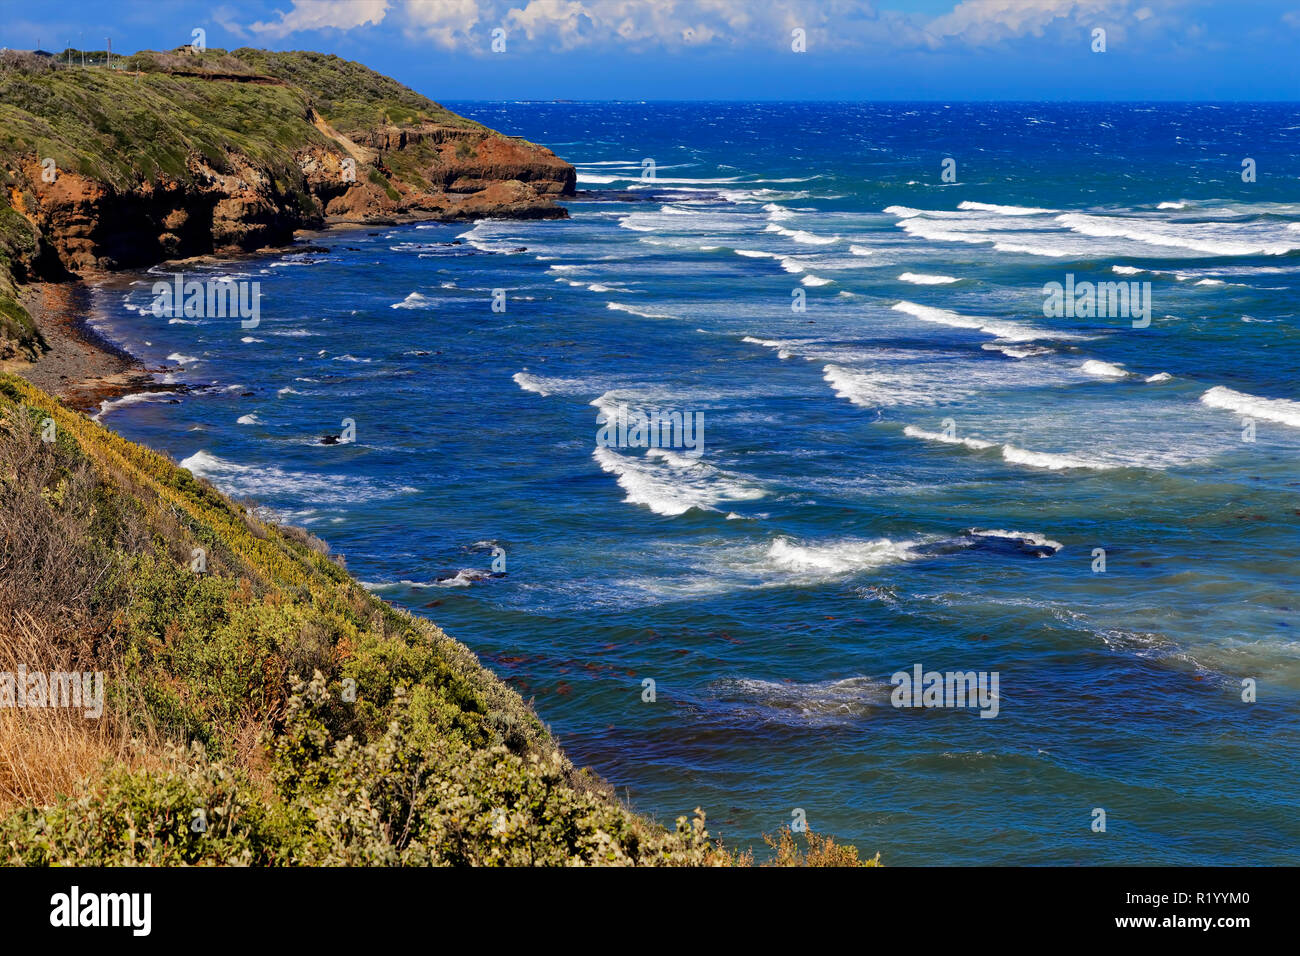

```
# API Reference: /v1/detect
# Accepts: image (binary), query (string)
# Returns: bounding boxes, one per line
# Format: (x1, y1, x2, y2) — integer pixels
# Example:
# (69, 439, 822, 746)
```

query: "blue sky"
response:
(3, 1, 1300, 100)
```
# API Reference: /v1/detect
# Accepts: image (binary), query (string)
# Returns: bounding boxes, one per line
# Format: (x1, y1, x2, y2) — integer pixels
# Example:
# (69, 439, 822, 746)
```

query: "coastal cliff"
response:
(0, 47, 575, 360)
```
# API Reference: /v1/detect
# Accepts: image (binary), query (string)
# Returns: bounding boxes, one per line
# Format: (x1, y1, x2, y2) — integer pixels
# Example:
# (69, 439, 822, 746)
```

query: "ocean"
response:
(87, 102, 1300, 864)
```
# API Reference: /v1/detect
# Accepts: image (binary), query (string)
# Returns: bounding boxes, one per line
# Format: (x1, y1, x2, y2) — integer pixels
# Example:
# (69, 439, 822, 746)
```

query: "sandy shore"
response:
(0, 280, 163, 415)
(0, 231, 348, 415)
(1, 223, 450, 416)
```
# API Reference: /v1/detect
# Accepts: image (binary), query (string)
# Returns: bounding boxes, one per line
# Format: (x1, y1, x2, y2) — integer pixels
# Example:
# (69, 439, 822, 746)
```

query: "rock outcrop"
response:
(0, 46, 576, 348)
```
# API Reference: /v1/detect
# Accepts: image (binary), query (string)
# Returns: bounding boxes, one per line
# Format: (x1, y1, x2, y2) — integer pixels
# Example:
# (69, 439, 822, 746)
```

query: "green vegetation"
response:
(224, 49, 487, 136)
(0, 193, 41, 358)
(0, 374, 878, 865)
(0, 61, 331, 188)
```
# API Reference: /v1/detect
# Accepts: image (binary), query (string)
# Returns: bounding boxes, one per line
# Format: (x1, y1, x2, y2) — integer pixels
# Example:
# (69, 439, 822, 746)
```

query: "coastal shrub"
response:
(1, 676, 730, 866)
(0, 742, 305, 866)
(762, 826, 882, 867)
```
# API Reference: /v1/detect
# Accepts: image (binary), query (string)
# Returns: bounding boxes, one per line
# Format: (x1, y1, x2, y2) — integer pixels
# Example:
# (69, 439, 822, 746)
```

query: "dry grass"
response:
(0, 404, 157, 811)
(0, 610, 153, 814)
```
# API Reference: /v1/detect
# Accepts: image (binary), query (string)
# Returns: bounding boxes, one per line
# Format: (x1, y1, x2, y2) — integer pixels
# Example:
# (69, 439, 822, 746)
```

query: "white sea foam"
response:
(1145, 372, 1173, 383)
(179, 450, 416, 505)
(1200, 386, 1300, 429)
(512, 371, 595, 397)
(592, 446, 763, 516)
(957, 201, 1056, 216)
(765, 536, 923, 576)
(1000, 444, 1119, 471)
(1057, 212, 1300, 257)
(801, 274, 834, 286)
(905, 426, 1135, 470)
(982, 343, 1054, 359)
(742, 336, 797, 359)
(236, 413, 262, 426)
(823, 365, 958, 409)
(607, 302, 676, 319)
(765, 223, 840, 245)
(891, 300, 1042, 342)
(92, 391, 179, 422)
(902, 425, 997, 451)
(898, 272, 960, 285)
(391, 292, 435, 310)
(1080, 359, 1129, 379)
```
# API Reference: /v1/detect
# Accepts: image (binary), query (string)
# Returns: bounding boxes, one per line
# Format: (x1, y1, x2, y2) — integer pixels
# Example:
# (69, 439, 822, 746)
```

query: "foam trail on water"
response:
(1200, 386, 1300, 428)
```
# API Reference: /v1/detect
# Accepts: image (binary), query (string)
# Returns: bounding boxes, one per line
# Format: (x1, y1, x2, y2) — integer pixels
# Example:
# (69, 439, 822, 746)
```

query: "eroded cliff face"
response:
(14, 129, 573, 276)
(0, 50, 575, 285)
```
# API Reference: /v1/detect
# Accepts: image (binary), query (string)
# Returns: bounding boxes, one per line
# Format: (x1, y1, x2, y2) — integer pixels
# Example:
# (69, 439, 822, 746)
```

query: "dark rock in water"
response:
(320, 434, 341, 445)
(511, 246, 528, 252)
(297, 245, 331, 254)
(367, 232, 381, 236)
(964, 529, 1062, 559)
(240, 391, 255, 397)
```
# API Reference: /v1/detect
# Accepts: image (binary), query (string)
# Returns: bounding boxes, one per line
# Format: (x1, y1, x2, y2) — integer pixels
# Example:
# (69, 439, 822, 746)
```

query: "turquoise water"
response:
(91, 103, 1299, 864)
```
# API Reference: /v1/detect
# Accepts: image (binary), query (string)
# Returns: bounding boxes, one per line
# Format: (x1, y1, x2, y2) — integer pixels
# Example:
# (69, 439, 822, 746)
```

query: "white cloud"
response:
(244, 0, 1185, 54)
(401, 0, 892, 51)
(404, 0, 482, 46)
(924, 1, 1123, 47)
(249, 0, 392, 39)
(213, 4, 252, 39)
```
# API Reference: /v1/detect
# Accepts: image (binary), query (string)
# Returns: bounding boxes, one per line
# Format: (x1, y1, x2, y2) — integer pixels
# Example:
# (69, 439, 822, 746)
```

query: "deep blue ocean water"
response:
(90, 103, 1299, 864)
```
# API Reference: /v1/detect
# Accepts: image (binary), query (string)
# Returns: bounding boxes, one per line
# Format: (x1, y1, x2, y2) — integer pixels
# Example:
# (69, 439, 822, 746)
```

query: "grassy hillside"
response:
(217, 48, 488, 134)
(0, 373, 876, 866)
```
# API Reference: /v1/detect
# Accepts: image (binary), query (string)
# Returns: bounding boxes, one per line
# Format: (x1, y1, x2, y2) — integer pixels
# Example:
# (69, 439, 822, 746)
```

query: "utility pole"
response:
(106, 37, 111, 69)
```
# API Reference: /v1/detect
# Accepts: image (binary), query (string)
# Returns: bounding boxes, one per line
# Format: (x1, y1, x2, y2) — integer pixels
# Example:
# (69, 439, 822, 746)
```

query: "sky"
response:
(3, 0, 1300, 100)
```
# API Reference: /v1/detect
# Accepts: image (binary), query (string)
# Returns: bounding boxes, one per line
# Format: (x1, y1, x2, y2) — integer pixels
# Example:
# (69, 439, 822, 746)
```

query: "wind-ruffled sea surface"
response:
(90, 103, 1300, 864)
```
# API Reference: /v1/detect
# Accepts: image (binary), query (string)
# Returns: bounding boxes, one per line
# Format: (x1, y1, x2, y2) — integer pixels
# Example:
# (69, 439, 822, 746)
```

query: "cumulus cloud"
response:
(404, 0, 483, 46)
(398, 0, 900, 50)
(925, 0, 1122, 46)
(246, 0, 1183, 53)
(249, 0, 392, 39)
(919, 0, 1193, 49)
